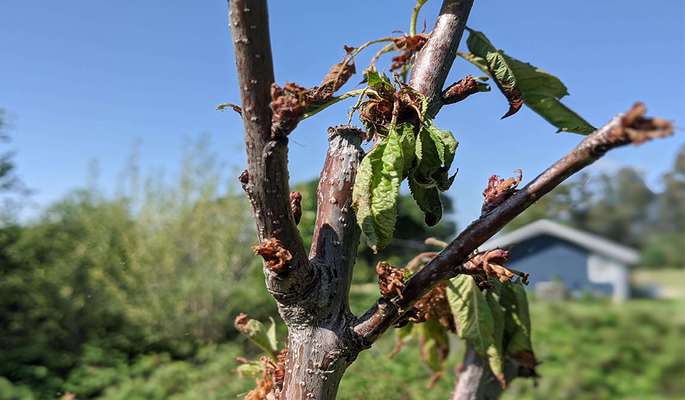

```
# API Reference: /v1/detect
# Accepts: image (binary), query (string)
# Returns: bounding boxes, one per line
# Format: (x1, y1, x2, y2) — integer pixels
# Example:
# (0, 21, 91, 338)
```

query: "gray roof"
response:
(482, 219, 640, 265)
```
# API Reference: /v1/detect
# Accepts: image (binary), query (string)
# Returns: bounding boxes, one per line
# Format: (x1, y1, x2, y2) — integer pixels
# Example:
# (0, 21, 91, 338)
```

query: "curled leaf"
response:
(442, 75, 491, 104)
(352, 125, 415, 251)
(253, 238, 293, 273)
(376, 261, 406, 298)
(481, 170, 522, 214)
(460, 28, 595, 134)
(234, 313, 279, 359)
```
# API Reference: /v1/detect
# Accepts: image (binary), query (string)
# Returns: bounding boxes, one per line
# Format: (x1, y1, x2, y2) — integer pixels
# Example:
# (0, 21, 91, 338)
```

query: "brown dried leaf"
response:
(376, 261, 406, 298)
(270, 83, 310, 138)
(314, 61, 356, 100)
(243, 349, 288, 400)
(254, 238, 293, 272)
(481, 170, 522, 213)
(390, 34, 429, 71)
(442, 75, 489, 104)
(464, 249, 528, 284)
(410, 282, 457, 333)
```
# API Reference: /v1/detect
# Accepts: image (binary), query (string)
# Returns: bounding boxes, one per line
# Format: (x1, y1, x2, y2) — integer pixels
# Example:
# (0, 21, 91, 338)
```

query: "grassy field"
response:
(633, 268, 685, 299)
(3, 285, 682, 399)
(37, 292, 680, 400)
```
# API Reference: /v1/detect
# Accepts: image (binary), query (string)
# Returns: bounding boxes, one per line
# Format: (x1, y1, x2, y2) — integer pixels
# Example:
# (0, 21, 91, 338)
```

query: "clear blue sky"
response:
(2, 1, 684, 227)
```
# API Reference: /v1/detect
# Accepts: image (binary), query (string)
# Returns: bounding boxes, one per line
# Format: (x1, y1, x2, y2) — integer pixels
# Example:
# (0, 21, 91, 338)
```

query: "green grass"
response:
(3, 296, 682, 400)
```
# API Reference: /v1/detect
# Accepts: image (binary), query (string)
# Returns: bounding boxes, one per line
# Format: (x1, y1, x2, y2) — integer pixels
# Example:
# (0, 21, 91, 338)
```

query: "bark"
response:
(410, 0, 474, 116)
(229, 0, 311, 304)
(279, 127, 366, 399)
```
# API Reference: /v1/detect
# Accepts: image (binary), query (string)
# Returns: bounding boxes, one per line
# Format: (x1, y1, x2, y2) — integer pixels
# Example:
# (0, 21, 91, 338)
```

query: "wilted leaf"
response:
(501, 281, 533, 356)
(409, 177, 442, 226)
(485, 282, 506, 387)
(460, 28, 595, 134)
(390, 324, 416, 358)
(365, 69, 395, 95)
(352, 127, 406, 252)
(236, 360, 266, 378)
(447, 275, 507, 387)
(446, 275, 495, 355)
(234, 314, 279, 359)
(417, 318, 450, 375)
(409, 124, 457, 225)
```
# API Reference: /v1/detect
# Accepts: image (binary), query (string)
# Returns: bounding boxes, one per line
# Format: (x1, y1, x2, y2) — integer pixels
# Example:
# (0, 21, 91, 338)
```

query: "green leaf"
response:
(408, 124, 457, 225)
(501, 281, 533, 356)
(409, 177, 442, 226)
(352, 127, 406, 252)
(236, 361, 266, 377)
(236, 317, 279, 359)
(460, 28, 595, 134)
(365, 69, 394, 94)
(485, 283, 506, 386)
(397, 123, 417, 175)
(447, 275, 508, 387)
(446, 275, 495, 355)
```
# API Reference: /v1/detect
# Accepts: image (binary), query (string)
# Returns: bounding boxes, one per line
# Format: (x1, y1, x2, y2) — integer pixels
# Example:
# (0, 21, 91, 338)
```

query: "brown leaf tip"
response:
(314, 60, 356, 100)
(254, 238, 293, 273)
(482, 169, 523, 214)
(376, 261, 406, 298)
(289, 191, 302, 225)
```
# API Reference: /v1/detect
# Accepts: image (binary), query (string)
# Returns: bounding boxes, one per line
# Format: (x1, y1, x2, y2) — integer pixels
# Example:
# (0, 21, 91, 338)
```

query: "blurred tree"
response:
(642, 145, 685, 267)
(0, 141, 275, 397)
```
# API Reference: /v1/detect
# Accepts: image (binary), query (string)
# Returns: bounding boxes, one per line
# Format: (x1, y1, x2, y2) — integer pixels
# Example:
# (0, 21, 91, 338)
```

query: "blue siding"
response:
(505, 235, 613, 296)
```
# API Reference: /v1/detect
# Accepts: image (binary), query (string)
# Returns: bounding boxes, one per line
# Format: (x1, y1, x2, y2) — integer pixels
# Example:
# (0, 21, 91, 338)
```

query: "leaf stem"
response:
(410, 0, 428, 36)
(302, 89, 368, 120)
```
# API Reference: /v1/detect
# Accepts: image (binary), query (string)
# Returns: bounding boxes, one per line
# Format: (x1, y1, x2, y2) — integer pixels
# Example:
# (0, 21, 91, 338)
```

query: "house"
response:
(481, 219, 640, 302)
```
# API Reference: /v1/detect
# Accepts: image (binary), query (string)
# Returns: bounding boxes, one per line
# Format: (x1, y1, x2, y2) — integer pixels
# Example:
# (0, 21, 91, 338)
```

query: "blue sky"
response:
(2, 1, 684, 227)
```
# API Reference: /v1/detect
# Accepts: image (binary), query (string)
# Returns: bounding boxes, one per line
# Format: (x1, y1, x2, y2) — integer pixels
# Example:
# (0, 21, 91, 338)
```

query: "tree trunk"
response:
(280, 324, 357, 399)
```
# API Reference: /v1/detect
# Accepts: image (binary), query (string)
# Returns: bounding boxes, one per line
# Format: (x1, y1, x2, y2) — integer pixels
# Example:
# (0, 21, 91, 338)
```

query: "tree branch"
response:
(353, 103, 673, 343)
(229, 0, 309, 302)
(310, 126, 365, 314)
(409, 0, 474, 115)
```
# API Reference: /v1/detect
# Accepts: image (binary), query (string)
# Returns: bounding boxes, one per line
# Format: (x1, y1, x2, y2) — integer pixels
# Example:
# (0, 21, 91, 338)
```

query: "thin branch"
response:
(410, 0, 427, 36)
(353, 103, 673, 343)
(302, 89, 367, 120)
(229, 0, 310, 301)
(409, 0, 475, 116)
